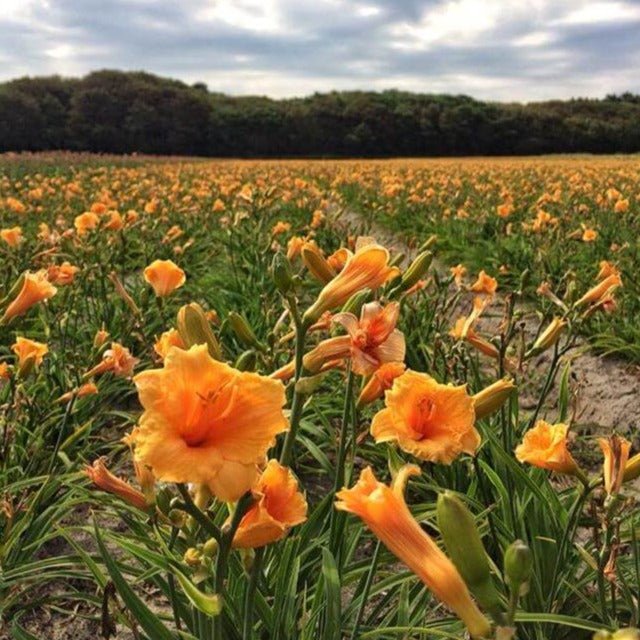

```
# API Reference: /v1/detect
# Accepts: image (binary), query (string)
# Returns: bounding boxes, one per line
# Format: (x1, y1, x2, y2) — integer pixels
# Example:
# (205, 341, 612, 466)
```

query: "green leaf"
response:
(94, 519, 175, 640)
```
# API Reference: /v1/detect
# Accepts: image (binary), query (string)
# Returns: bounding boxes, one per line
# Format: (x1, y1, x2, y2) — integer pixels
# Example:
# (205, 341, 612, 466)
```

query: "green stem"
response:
(176, 484, 222, 543)
(242, 547, 265, 640)
(329, 366, 355, 561)
(279, 305, 309, 466)
(213, 492, 255, 640)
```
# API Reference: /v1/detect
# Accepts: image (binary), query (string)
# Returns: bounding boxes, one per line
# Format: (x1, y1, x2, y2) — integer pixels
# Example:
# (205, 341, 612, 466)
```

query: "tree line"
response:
(1, 70, 639, 157)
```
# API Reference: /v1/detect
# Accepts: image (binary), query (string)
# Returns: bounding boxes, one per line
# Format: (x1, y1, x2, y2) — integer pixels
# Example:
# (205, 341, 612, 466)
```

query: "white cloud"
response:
(555, 1, 640, 25)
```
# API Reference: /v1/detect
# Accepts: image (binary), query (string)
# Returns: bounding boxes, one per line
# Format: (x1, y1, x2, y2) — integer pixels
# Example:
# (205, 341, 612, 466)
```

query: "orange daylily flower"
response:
(0, 362, 11, 381)
(74, 211, 100, 236)
(582, 228, 598, 242)
(153, 328, 185, 360)
(326, 247, 351, 273)
(1, 226, 23, 247)
(304, 240, 400, 322)
(85, 342, 138, 378)
(103, 210, 124, 231)
(596, 261, 620, 281)
(286, 235, 306, 260)
(58, 382, 99, 403)
(46, 262, 79, 286)
(575, 274, 622, 308)
(357, 361, 407, 407)
(85, 458, 148, 510)
(131, 345, 288, 501)
(515, 420, 579, 476)
(232, 460, 308, 549)
(332, 301, 406, 376)
(450, 263, 467, 287)
(599, 435, 631, 497)
(336, 466, 491, 639)
(470, 270, 497, 297)
(371, 370, 480, 464)
(12, 337, 48, 368)
(143, 259, 186, 296)
(2, 271, 57, 323)
(271, 221, 291, 235)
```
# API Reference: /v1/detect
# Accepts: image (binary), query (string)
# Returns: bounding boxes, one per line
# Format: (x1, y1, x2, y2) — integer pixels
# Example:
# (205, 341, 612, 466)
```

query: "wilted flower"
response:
(85, 342, 138, 378)
(85, 458, 148, 510)
(46, 262, 79, 286)
(599, 435, 631, 497)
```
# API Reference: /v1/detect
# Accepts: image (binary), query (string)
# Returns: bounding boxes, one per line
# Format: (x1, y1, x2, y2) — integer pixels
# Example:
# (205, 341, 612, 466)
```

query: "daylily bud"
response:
(612, 630, 640, 640)
(419, 235, 437, 252)
(437, 492, 503, 620)
(400, 251, 432, 292)
(623, 453, 640, 483)
(177, 303, 222, 360)
(235, 349, 257, 372)
(504, 540, 532, 595)
(93, 327, 110, 349)
(473, 378, 516, 420)
(169, 508, 187, 528)
(202, 538, 219, 558)
(184, 547, 202, 567)
(228, 311, 262, 349)
(302, 244, 335, 284)
(294, 372, 328, 395)
(241, 548, 255, 571)
(339, 288, 372, 317)
(175, 570, 222, 616)
(527, 317, 566, 356)
(271, 252, 294, 294)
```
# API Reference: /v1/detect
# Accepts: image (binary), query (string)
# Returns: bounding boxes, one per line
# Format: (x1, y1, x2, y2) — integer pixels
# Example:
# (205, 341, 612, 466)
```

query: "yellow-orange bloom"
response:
(286, 235, 306, 260)
(131, 345, 288, 501)
(371, 370, 480, 464)
(304, 241, 400, 322)
(103, 210, 124, 231)
(58, 382, 99, 403)
(326, 247, 351, 273)
(232, 460, 307, 548)
(85, 458, 148, 510)
(470, 271, 497, 297)
(74, 211, 100, 236)
(1, 226, 23, 247)
(47, 262, 79, 286)
(582, 228, 598, 242)
(599, 435, 630, 497)
(85, 342, 138, 378)
(336, 466, 491, 639)
(12, 337, 48, 371)
(450, 263, 467, 288)
(271, 221, 291, 235)
(2, 271, 57, 323)
(575, 274, 622, 308)
(449, 316, 500, 360)
(333, 301, 406, 376)
(154, 328, 185, 361)
(357, 362, 407, 407)
(143, 259, 186, 297)
(515, 420, 579, 475)
(597, 261, 620, 281)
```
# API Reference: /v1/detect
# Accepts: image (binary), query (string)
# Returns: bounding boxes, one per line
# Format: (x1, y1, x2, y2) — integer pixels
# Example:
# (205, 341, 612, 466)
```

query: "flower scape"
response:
(0, 153, 639, 640)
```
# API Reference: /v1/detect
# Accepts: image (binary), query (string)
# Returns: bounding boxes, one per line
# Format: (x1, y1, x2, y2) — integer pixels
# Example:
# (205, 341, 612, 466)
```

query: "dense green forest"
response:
(1, 70, 639, 156)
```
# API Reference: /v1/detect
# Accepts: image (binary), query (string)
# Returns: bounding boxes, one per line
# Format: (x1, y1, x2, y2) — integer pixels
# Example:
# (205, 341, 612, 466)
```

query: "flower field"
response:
(1, 152, 639, 640)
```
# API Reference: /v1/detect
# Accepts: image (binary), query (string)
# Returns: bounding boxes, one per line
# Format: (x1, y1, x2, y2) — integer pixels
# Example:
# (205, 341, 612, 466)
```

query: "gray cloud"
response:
(0, 0, 638, 100)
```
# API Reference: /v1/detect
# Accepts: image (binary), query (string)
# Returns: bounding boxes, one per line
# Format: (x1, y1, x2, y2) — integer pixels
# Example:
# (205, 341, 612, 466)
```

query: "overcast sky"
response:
(1, 0, 639, 101)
